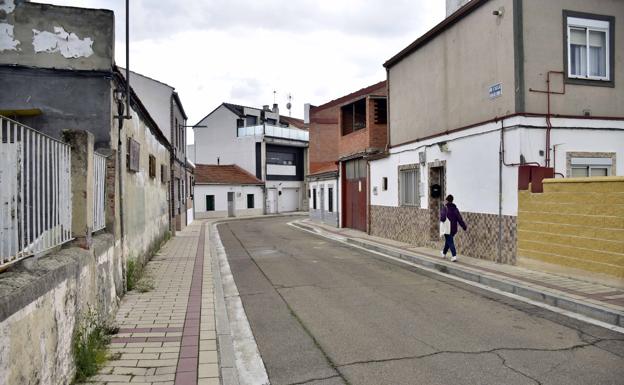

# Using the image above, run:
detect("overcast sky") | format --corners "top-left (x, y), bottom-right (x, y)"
top-left (45, 0), bottom-right (445, 142)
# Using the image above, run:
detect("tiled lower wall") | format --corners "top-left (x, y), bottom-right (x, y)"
top-left (370, 205), bottom-right (517, 264)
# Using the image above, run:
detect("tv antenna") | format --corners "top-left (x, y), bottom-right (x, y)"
top-left (286, 93), bottom-right (292, 116)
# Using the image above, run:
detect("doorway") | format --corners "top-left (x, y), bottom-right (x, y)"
top-left (227, 192), bottom-right (235, 217)
top-left (429, 164), bottom-right (445, 240)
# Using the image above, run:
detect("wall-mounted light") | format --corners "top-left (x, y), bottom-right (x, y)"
top-left (438, 141), bottom-right (450, 153)
top-left (113, 89), bottom-right (125, 102)
top-left (492, 7), bottom-right (504, 16)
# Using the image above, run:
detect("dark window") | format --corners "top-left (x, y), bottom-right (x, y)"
top-left (161, 164), bottom-right (168, 183)
top-left (308, 189), bottom-right (311, 198)
top-left (341, 98), bottom-right (367, 135)
top-left (206, 195), bottom-right (215, 211)
top-left (382, 177), bottom-right (388, 191)
top-left (127, 138), bottom-right (140, 172)
top-left (328, 187), bottom-right (333, 213)
top-left (345, 158), bottom-right (367, 180)
top-left (312, 188), bottom-right (317, 209)
top-left (373, 98), bottom-right (387, 124)
top-left (266, 118), bottom-right (277, 125)
top-left (267, 151), bottom-right (295, 165)
top-left (246, 115), bottom-right (258, 126)
top-left (247, 194), bottom-right (255, 209)
top-left (149, 154), bottom-right (156, 178)
top-left (237, 119), bottom-right (244, 128)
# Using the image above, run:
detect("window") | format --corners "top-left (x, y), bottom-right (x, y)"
top-left (565, 13), bottom-right (614, 83)
top-left (341, 98), bottom-right (367, 135)
top-left (265, 118), bottom-right (277, 125)
top-left (312, 188), bottom-right (317, 209)
top-left (571, 157), bottom-right (612, 177)
top-left (127, 138), bottom-right (140, 172)
top-left (247, 194), bottom-right (255, 209)
top-left (267, 151), bottom-right (295, 165)
top-left (161, 164), bottom-right (169, 183)
top-left (373, 98), bottom-right (387, 124)
top-left (328, 187), bottom-right (333, 213)
top-left (345, 158), bottom-right (367, 180)
top-left (382, 177), bottom-right (388, 191)
top-left (149, 154), bottom-right (156, 178)
top-left (399, 168), bottom-right (419, 206)
top-left (206, 195), bottom-right (215, 211)
top-left (246, 115), bottom-right (258, 126)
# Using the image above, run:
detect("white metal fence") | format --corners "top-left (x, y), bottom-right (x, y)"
top-left (0, 116), bottom-right (72, 269)
top-left (92, 152), bottom-right (106, 232)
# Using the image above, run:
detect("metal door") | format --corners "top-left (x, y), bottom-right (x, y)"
top-left (342, 159), bottom-right (367, 232)
top-left (227, 192), bottom-right (235, 217)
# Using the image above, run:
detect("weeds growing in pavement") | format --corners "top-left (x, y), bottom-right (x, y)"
top-left (72, 308), bottom-right (115, 383)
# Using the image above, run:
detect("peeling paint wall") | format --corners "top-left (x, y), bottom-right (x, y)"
top-left (0, 235), bottom-right (122, 385)
top-left (121, 104), bottom-right (170, 265)
top-left (0, 1), bottom-right (113, 70)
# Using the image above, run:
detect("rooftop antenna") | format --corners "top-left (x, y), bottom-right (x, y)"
top-left (286, 93), bottom-right (292, 117)
top-left (273, 90), bottom-right (277, 104)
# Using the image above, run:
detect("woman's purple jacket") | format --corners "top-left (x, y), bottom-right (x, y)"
top-left (440, 203), bottom-right (467, 236)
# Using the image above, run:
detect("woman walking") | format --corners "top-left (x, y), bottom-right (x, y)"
top-left (440, 194), bottom-right (467, 262)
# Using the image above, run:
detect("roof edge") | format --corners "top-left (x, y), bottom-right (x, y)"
top-left (384, 0), bottom-right (490, 69)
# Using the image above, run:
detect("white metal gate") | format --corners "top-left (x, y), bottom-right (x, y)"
top-left (0, 116), bottom-right (72, 269)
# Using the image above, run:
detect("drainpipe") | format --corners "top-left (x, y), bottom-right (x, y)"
top-left (529, 71), bottom-right (565, 167)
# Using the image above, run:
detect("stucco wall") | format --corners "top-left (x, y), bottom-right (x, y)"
top-left (522, 0), bottom-right (624, 116)
top-left (194, 184), bottom-right (263, 217)
top-left (0, 235), bottom-right (122, 385)
top-left (194, 106), bottom-right (258, 176)
top-left (0, 1), bottom-right (113, 71)
top-left (388, 0), bottom-right (515, 146)
top-left (0, 67), bottom-right (112, 145)
top-left (517, 177), bottom-right (624, 279)
top-left (121, 106), bottom-right (170, 264)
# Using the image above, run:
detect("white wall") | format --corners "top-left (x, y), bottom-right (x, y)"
top-left (194, 184), bottom-right (263, 217)
top-left (194, 106), bottom-right (259, 175)
top-left (370, 116), bottom-right (624, 216)
top-left (309, 179), bottom-right (339, 214)
top-left (265, 180), bottom-right (304, 213)
top-left (125, 70), bottom-right (174, 143)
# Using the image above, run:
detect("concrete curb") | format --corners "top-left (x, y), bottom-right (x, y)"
top-left (209, 221), bottom-right (269, 385)
top-left (290, 220), bottom-right (624, 331)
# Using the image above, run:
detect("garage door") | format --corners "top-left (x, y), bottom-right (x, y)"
top-left (278, 188), bottom-right (299, 212)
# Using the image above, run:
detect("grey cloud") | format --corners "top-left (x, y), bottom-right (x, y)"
top-left (230, 78), bottom-right (264, 100)
top-left (118, 0), bottom-right (438, 41)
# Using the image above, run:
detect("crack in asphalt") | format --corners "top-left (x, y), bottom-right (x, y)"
top-left (335, 338), bottom-right (619, 368)
top-left (285, 374), bottom-right (342, 385)
top-left (493, 351), bottom-right (542, 385)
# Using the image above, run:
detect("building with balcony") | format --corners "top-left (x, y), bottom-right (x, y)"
top-left (193, 102), bottom-right (308, 217)
top-left (307, 81), bottom-right (388, 230)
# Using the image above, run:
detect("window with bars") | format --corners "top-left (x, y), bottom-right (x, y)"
top-left (399, 168), bottom-right (419, 206)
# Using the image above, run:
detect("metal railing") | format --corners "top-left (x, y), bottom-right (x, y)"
top-left (93, 152), bottom-right (106, 232)
top-left (0, 116), bottom-right (72, 269)
top-left (237, 124), bottom-right (309, 142)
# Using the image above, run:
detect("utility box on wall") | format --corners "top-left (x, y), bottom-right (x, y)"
top-left (518, 165), bottom-right (554, 193)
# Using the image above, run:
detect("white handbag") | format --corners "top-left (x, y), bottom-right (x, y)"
top-left (440, 219), bottom-right (451, 237)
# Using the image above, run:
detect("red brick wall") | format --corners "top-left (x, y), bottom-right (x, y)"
top-left (309, 105), bottom-right (340, 174)
top-left (367, 97), bottom-right (388, 150)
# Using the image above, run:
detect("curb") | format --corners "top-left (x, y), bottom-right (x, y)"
top-left (208, 221), bottom-right (270, 385)
top-left (290, 221), bottom-right (624, 330)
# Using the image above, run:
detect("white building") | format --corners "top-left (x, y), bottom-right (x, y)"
top-left (369, 0), bottom-right (624, 264)
top-left (194, 103), bottom-right (309, 214)
top-left (194, 164), bottom-right (264, 218)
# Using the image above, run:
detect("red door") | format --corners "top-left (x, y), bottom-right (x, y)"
top-left (342, 159), bottom-right (367, 232)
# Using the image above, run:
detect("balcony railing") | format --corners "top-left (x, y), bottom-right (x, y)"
top-left (237, 124), bottom-right (308, 142)
top-left (0, 116), bottom-right (72, 270)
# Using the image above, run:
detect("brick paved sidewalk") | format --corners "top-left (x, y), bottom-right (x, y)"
top-left (298, 219), bottom-right (624, 323)
top-left (79, 221), bottom-right (219, 385)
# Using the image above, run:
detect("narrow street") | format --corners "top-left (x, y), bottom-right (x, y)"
top-left (218, 217), bottom-right (624, 385)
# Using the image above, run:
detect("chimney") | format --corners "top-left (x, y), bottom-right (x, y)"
top-left (304, 103), bottom-right (311, 124)
top-left (263, 105), bottom-right (270, 111)
top-left (272, 103), bottom-right (279, 114)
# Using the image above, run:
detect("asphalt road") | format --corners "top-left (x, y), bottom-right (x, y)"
top-left (218, 217), bottom-right (624, 385)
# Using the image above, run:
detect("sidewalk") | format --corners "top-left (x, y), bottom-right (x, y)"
top-left (79, 221), bottom-right (219, 385)
top-left (292, 218), bottom-right (624, 330)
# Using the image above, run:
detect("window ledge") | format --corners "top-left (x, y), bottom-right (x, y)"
top-left (565, 77), bottom-right (614, 88)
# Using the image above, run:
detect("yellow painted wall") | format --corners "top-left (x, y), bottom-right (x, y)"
top-left (517, 177), bottom-right (624, 279)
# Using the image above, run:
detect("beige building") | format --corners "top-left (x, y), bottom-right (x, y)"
top-left (370, 0), bottom-right (623, 265)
